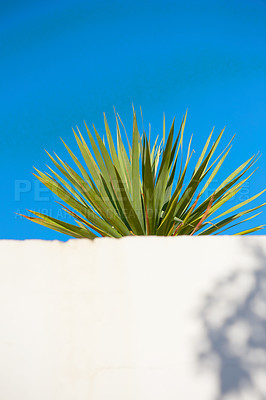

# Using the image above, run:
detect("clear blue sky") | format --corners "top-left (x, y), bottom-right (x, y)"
top-left (1, 0), bottom-right (265, 240)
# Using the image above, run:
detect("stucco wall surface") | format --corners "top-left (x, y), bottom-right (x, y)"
top-left (0, 236), bottom-right (266, 400)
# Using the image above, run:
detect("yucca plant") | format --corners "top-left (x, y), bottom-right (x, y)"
top-left (23, 109), bottom-right (265, 238)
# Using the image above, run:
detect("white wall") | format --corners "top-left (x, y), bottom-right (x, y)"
top-left (0, 236), bottom-right (266, 400)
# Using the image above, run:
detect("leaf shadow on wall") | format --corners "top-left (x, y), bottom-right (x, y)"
top-left (198, 241), bottom-right (266, 400)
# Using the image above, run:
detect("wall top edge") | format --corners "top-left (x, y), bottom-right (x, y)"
top-left (0, 235), bottom-right (266, 244)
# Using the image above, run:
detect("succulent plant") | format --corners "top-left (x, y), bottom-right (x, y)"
top-left (23, 109), bottom-right (265, 238)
